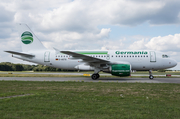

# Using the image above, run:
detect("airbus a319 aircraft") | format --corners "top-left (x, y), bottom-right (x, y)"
top-left (5, 24), bottom-right (177, 80)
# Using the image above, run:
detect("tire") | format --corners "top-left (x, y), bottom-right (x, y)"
top-left (97, 74), bottom-right (100, 79)
top-left (91, 74), bottom-right (100, 80)
top-left (149, 75), bottom-right (154, 80)
top-left (91, 74), bottom-right (97, 80)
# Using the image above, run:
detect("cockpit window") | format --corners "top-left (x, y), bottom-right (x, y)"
top-left (162, 54), bottom-right (169, 58)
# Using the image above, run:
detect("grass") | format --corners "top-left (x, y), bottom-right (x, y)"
top-left (0, 81), bottom-right (180, 119)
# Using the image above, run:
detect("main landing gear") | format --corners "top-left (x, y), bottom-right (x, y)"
top-left (149, 70), bottom-right (154, 80)
top-left (91, 73), bottom-right (100, 80)
top-left (91, 68), bottom-right (100, 80)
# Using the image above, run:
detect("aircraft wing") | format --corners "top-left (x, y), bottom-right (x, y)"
top-left (60, 51), bottom-right (110, 64)
top-left (5, 51), bottom-right (35, 57)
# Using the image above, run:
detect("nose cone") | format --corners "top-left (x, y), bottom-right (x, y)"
top-left (170, 59), bottom-right (177, 67)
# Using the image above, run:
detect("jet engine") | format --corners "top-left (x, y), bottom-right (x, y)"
top-left (103, 64), bottom-right (131, 76)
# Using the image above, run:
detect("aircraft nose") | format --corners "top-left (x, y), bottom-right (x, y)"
top-left (170, 59), bottom-right (177, 67)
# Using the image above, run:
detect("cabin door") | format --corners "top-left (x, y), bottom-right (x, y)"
top-left (150, 51), bottom-right (156, 62)
top-left (44, 51), bottom-right (50, 62)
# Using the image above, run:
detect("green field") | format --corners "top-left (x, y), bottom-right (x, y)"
top-left (1, 81), bottom-right (180, 119)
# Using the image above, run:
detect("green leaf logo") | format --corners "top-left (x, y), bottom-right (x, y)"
top-left (21, 31), bottom-right (33, 44)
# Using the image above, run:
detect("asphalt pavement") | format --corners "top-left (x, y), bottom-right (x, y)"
top-left (0, 77), bottom-right (180, 83)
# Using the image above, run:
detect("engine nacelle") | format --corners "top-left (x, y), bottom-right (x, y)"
top-left (103, 64), bottom-right (131, 76)
top-left (75, 64), bottom-right (94, 70)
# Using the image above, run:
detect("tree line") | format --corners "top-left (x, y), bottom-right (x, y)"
top-left (0, 62), bottom-right (76, 72)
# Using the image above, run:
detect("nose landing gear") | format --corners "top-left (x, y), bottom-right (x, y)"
top-left (149, 75), bottom-right (154, 79)
top-left (149, 70), bottom-right (154, 80)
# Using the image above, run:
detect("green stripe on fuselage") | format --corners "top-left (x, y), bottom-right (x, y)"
top-left (76, 51), bottom-right (108, 55)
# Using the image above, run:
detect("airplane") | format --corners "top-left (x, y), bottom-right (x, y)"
top-left (5, 23), bottom-right (177, 80)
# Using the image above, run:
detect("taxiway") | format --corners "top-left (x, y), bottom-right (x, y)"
top-left (0, 77), bottom-right (180, 83)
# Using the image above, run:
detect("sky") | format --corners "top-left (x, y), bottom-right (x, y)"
top-left (0, 0), bottom-right (180, 70)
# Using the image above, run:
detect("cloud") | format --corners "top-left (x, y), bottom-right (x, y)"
top-left (0, 0), bottom-right (180, 69)
top-left (149, 1), bottom-right (180, 24)
top-left (145, 34), bottom-right (180, 51)
top-left (99, 39), bottom-right (125, 50)
top-left (0, 4), bottom-right (15, 38)
top-left (0, 5), bottom-right (14, 22)
top-left (127, 33), bottom-right (180, 52)
top-left (0, 0), bottom-right (179, 40)
top-left (6, 0), bottom-right (179, 33)
top-left (128, 39), bottom-right (147, 50)
top-left (97, 28), bottom-right (111, 38)
top-left (41, 28), bottom-right (111, 50)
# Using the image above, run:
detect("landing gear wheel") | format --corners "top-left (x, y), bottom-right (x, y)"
top-left (149, 75), bottom-right (154, 80)
top-left (97, 74), bottom-right (100, 79)
top-left (149, 70), bottom-right (154, 80)
top-left (91, 73), bottom-right (100, 80)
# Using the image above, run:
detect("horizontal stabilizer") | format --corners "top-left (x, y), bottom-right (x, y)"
top-left (5, 51), bottom-right (35, 57)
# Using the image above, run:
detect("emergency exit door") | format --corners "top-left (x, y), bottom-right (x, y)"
top-left (150, 51), bottom-right (156, 62)
top-left (44, 51), bottom-right (50, 62)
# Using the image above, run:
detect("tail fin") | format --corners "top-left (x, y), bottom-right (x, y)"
top-left (16, 23), bottom-right (46, 52)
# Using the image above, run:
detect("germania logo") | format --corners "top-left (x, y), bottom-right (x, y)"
top-left (21, 31), bottom-right (33, 44)
top-left (115, 51), bottom-right (148, 55)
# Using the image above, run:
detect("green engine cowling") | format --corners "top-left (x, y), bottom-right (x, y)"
top-left (111, 64), bottom-right (131, 76)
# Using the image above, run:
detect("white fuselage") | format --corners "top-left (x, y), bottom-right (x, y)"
top-left (13, 50), bottom-right (177, 71)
